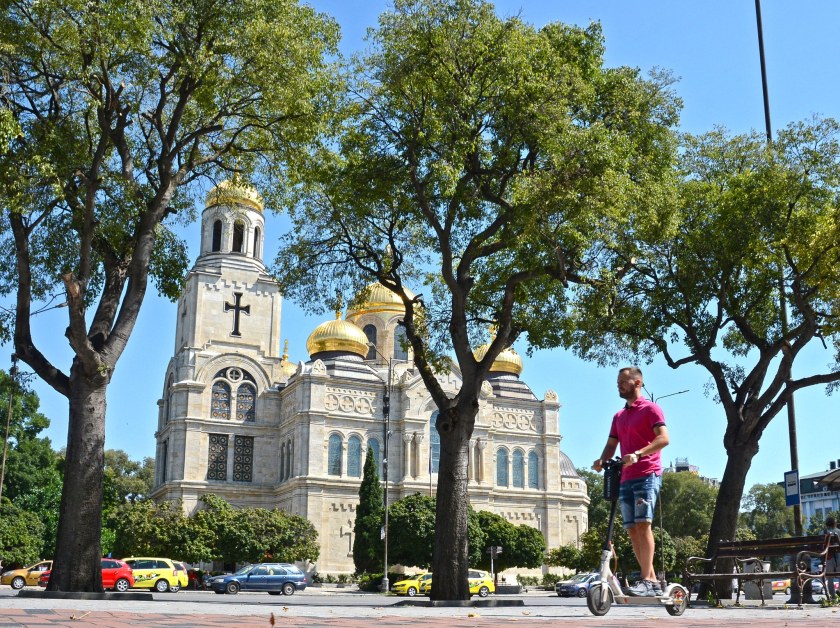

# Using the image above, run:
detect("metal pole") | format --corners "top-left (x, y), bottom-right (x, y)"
top-left (381, 357), bottom-right (392, 594)
top-left (0, 354), bottom-right (18, 506)
top-left (755, 0), bottom-right (773, 144)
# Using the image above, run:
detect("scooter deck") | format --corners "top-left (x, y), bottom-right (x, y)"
top-left (612, 594), bottom-right (677, 606)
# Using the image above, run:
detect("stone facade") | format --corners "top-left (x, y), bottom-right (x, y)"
top-left (151, 183), bottom-right (589, 575)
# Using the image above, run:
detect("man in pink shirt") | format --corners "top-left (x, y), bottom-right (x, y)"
top-left (593, 367), bottom-right (670, 597)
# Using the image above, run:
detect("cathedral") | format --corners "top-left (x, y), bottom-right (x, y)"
top-left (151, 180), bottom-right (590, 575)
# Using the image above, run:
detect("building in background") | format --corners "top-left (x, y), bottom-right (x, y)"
top-left (151, 181), bottom-right (589, 574)
top-left (663, 457), bottom-right (720, 487)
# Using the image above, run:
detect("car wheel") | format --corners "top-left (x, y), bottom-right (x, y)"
top-left (282, 582), bottom-right (296, 596)
top-left (556, 592), bottom-right (562, 597)
top-left (154, 579), bottom-right (170, 593)
top-left (10, 576), bottom-right (26, 590)
top-left (577, 587), bottom-right (588, 598)
top-left (114, 578), bottom-right (130, 593)
top-left (226, 582), bottom-right (240, 595)
top-left (407, 586), bottom-right (417, 597)
top-left (169, 584), bottom-right (181, 593)
top-left (785, 587), bottom-right (790, 595)
top-left (478, 586), bottom-right (490, 598)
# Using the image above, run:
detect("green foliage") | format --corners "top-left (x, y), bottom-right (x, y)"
top-left (0, 498), bottom-right (45, 567)
top-left (110, 499), bottom-right (192, 559)
top-left (11, 472), bottom-right (62, 558)
top-left (578, 468), bottom-right (610, 530)
top-left (545, 544), bottom-right (585, 572)
top-left (806, 511), bottom-right (840, 535)
top-left (659, 472), bottom-right (718, 538)
top-left (740, 483), bottom-right (795, 540)
top-left (473, 510), bottom-right (545, 570)
top-left (353, 449), bottom-right (384, 575)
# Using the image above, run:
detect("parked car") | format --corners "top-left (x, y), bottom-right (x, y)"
top-left (121, 557), bottom-right (182, 592)
top-left (392, 572), bottom-right (428, 597)
top-left (1, 561), bottom-right (52, 590)
top-left (207, 563), bottom-right (307, 595)
top-left (37, 558), bottom-right (135, 592)
top-left (171, 561), bottom-right (190, 592)
top-left (467, 569), bottom-right (495, 597)
top-left (417, 574), bottom-right (434, 595)
top-left (771, 579), bottom-right (790, 595)
top-left (555, 572), bottom-right (599, 598)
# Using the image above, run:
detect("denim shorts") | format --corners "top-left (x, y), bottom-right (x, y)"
top-left (619, 473), bottom-right (661, 529)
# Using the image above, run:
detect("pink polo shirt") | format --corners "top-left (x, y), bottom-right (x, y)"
top-left (609, 396), bottom-right (666, 483)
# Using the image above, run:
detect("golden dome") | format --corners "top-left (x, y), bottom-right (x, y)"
top-left (473, 343), bottom-right (524, 376)
top-left (306, 314), bottom-right (369, 358)
top-left (205, 179), bottom-right (264, 212)
top-left (346, 282), bottom-right (415, 319)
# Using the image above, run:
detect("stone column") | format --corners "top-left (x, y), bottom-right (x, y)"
top-left (402, 433), bottom-right (413, 481)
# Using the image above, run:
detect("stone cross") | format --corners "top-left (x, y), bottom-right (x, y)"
top-left (224, 292), bottom-right (250, 337)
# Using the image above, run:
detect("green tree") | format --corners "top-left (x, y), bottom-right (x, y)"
top-left (659, 472), bottom-right (718, 539)
top-left (246, 507), bottom-right (320, 564)
top-left (387, 493), bottom-right (485, 570)
top-left (545, 544), bottom-right (585, 573)
top-left (474, 510), bottom-right (545, 571)
top-left (274, 0), bottom-right (678, 599)
top-left (13, 472), bottom-right (63, 559)
top-left (578, 468), bottom-right (610, 531)
top-left (0, 0), bottom-right (339, 591)
top-left (740, 483), bottom-right (795, 540)
top-left (110, 498), bottom-right (191, 559)
top-left (568, 121), bottom-right (840, 560)
top-left (353, 448), bottom-right (384, 575)
top-left (0, 498), bottom-right (45, 567)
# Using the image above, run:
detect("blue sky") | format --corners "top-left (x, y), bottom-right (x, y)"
top-left (8, 1), bottom-right (840, 493)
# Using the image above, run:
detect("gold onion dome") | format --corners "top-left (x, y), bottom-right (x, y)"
top-left (346, 282), bottom-right (415, 318)
top-left (306, 313), bottom-right (369, 358)
top-left (279, 340), bottom-right (297, 377)
top-left (205, 178), bottom-right (264, 213)
top-left (473, 343), bottom-right (524, 376)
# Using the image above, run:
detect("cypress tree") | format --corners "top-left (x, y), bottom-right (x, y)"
top-left (352, 448), bottom-right (384, 575)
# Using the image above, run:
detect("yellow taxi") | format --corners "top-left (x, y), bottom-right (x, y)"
top-left (1, 561), bottom-right (52, 589)
top-left (771, 579), bottom-right (790, 595)
top-left (121, 557), bottom-right (182, 592)
top-left (392, 572), bottom-right (429, 597)
top-left (419, 569), bottom-right (495, 597)
top-left (468, 569), bottom-right (495, 597)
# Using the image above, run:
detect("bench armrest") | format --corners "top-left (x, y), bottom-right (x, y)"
top-left (686, 556), bottom-right (713, 577)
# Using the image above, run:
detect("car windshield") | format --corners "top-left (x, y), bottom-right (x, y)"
top-left (571, 573), bottom-right (592, 583)
top-left (234, 565), bottom-right (254, 576)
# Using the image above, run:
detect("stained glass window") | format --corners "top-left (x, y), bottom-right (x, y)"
top-left (512, 449), bottom-right (525, 488)
top-left (528, 451), bottom-right (539, 489)
top-left (237, 383), bottom-right (255, 422)
top-left (496, 448), bottom-right (509, 487)
top-left (430, 412), bottom-right (440, 474)
top-left (233, 435), bottom-right (253, 482)
top-left (328, 434), bottom-right (342, 476)
top-left (348, 435), bottom-right (362, 477)
top-left (207, 434), bottom-right (228, 481)
top-left (211, 381), bottom-right (231, 419)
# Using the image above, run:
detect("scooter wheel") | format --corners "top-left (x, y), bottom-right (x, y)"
top-left (665, 584), bottom-right (688, 616)
top-left (587, 583), bottom-right (613, 616)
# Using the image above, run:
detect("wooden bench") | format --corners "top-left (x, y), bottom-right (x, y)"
top-left (684, 534), bottom-right (840, 605)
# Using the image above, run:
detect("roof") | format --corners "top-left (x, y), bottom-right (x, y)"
top-left (559, 451), bottom-right (580, 478)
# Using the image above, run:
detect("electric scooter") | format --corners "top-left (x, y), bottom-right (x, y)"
top-left (586, 457), bottom-right (688, 617)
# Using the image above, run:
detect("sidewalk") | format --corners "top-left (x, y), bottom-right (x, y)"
top-left (2, 589), bottom-right (838, 627)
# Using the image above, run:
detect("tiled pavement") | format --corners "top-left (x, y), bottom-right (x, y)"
top-left (2, 590), bottom-right (839, 627)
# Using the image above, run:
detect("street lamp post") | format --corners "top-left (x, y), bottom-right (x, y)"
top-left (368, 344), bottom-right (393, 594)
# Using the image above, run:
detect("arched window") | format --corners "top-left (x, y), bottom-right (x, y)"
top-left (363, 324), bottom-right (377, 360)
top-left (212, 220), bottom-right (222, 252)
top-left (348, 435), bottom-right (362, 477)
top-left (237, 383), bottom-right (255, 422)
top-left (528, 451), bottom-right (539, 489)
top-left (430, 412), bottom-right (440, 474)
top-left (286, 439), bottom-right (293, 479)
top-left (164, 373), bottom-right (174, 425)
top-left (393, 326), bottom-right (408, 360)
top-left (512, 449), bottom-right (525, 488)
top-left (328, 434), bottom-right (342, 476)
top-left (253, 226), bottom-right (261, 258)
top-left (496, 448), bottom-right (509, 487)
top-left (232, 221), bottom-right (245, 253)
top-left (368, 439), bottom-right (381, 474)
top-left (211, 381), bottom-right (231, 419)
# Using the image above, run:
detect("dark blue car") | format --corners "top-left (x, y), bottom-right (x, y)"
top-left (208, 563), bottom-right (307, 595)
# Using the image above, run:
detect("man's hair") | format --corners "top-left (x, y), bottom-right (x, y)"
top-left (619, 366), bottom-right (643, 381)
top-left (828, 516), bottom-right (837, 527)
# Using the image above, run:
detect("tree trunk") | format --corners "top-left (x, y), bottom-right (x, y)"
top-left (430, 406), bottom-right (473, 601)
top-left (47, 367), bottom-right (106, 592)
top-left (701, 433), bottom-right (758, 596)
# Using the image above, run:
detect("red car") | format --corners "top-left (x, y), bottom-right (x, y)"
top-left (38, 558), bottom-right (135, 592)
